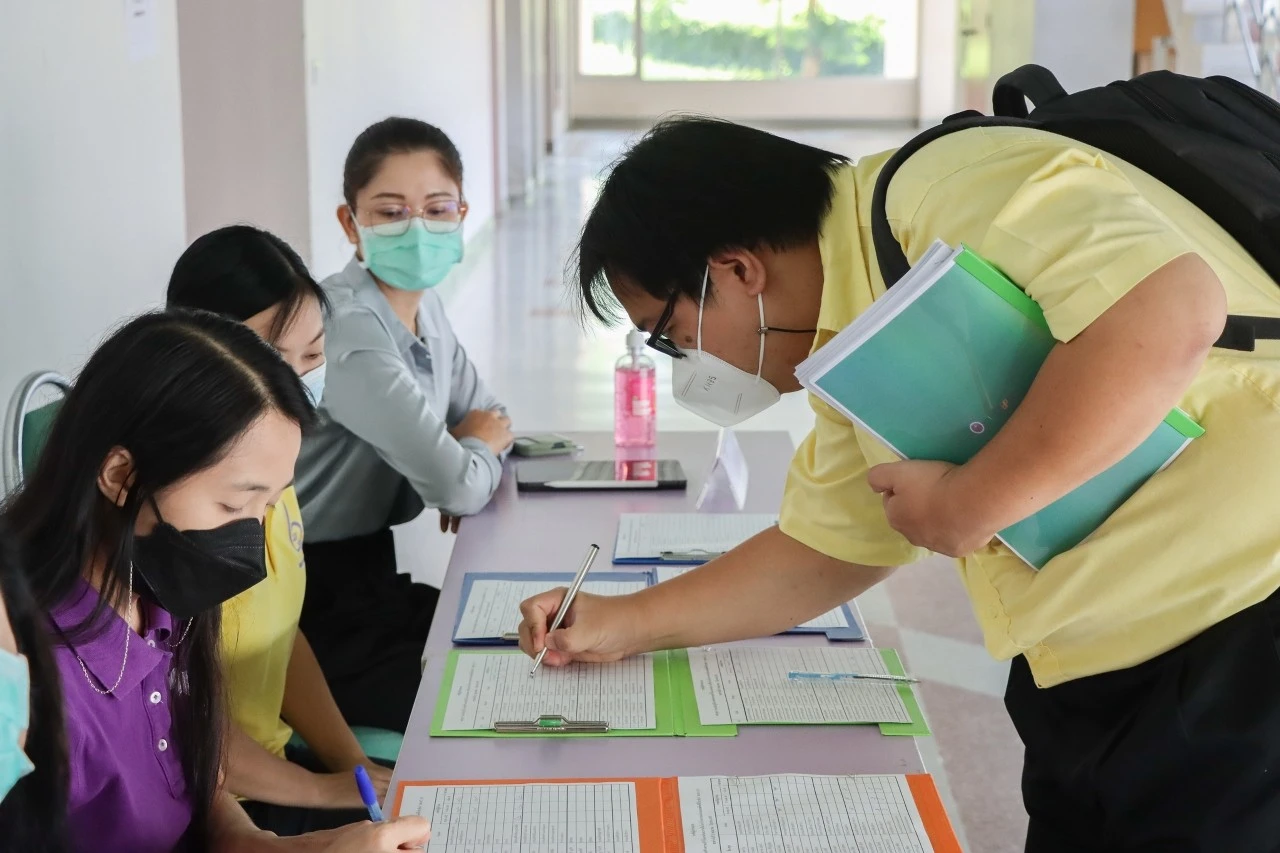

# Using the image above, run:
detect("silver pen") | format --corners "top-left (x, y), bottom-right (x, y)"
top-left (787, 670), bottom-right (920, 684)
top-left (530, 543), bottom-right (600, 676)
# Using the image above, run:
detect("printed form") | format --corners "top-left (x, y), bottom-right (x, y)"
top-left (398, 782), bottom-right (642, 853)
top-left (654, 566), bottom-right (852, 630)
top-left (614, 514), bottom-right (778, 561)
top-left (679, 774), bottom-right (934, 853)
top-left (456, 579), bottom-right (648, 640)
top-left (442, 653), bottom-right (657, 731)
top-left (688, 647), bottom-right (911, 725)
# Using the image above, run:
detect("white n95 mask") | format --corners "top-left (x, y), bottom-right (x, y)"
top-left (671, 268), bottom-right (780, 428)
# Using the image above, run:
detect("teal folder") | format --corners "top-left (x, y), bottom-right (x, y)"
top-left (796, 241), bottom-right (1203, 569)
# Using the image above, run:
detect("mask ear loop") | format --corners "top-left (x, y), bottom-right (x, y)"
top-left (696, 266), bottom-right (709, 353)
top-left (754, 294), bottom-right (767, 381)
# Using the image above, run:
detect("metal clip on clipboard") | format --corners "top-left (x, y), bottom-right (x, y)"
top-left (657, 547), bottom-right (726, 562)
top-left (492, 714), bottom-right (610, 734)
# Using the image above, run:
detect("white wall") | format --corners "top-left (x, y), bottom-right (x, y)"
top-left (917, 0), bottom-right (960, 123)
top-left (303, 0), bottom-right (499, 280)
top-left (0, 0), bottom-right (187, 401)
top-left (177, 0), bottom-right (311, 257)
top-left (1031, 0), bottom-right (1136, 93)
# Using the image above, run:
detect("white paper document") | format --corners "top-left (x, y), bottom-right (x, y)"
top-left (688, 647), bottom-right (910, 725)
top-left (679, 774), bottom-right (934, 853)
top-left (654, 566), bottom-right (852, 630)
top-left (396, 781), bottom-right (642, 853)
top-left (456, 579), bottom-right (648, 640)
top-left (614, 513), bottom-right (778, 561)
top-left (442, 653), bottom-right (657, 731)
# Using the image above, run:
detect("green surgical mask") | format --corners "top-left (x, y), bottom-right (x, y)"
top-left (0, 648), bottom-right (33, 802)
top-left (357, 219), bottom-right (463, 292)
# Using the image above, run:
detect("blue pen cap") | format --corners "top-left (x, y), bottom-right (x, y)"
top-left (354, 765), bottom-right (379, 806)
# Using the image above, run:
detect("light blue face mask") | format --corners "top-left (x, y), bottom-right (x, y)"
top-left (300, 362), bottom-right (326, 408)
top-left (0, 648), bottom-right (34, 802)
top-left (357, 218), bottom-right (463, 292)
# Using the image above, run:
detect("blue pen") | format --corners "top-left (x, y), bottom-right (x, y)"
top-left (353, 765), bottom-right (385, 822)
top-left (788, 670), bottom-right (920, 684)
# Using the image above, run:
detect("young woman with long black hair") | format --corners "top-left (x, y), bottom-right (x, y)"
top-left (1, 311), bottom-right (428, 852)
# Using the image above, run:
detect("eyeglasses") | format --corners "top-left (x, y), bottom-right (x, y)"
top-left (357, 199), bottom-right (468, 236)
top-left (645, 291), bottom-right (685, 359)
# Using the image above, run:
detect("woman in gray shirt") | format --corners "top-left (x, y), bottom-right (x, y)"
top-left (296, 118), bottom-right (514, 732)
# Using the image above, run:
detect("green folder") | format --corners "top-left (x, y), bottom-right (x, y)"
top-left (432, 649), bottom-right (927, 738)
top-left (668, 648), bottom-right (930, 737)
top-left (797, 241), bottom-right (1203, 569)
top-left (430, 649), bottom-right (735, 738)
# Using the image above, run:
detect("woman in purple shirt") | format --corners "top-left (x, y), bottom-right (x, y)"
top-left (0, 311), bottom-right (429, 852)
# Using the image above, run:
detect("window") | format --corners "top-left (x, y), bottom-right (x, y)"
top-left (578, 0), bottom-right (638, 76)
top-left (577, 0), bottom-right (916, 81)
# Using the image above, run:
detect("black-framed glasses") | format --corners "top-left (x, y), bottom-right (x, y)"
top-left (644, 291), bottom-right (685, 358)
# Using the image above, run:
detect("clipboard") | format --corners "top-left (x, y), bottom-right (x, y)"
top-left (431, 649), bottom-right (737, 739)
top-left (612, 513), bottom-right (780, 565)
top-left (452, 570), bottom-right (655, 645)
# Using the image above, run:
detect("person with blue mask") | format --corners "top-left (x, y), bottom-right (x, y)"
top-left (167, 226), bottom-right (398, 837)
top-left (295, 117), bottom-right (514, 733)
top-left (0, 521), bottom-right (70, 852)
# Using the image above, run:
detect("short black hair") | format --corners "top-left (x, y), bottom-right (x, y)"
top-left (573, 116), bottom-right (849, 325)
top-left (166, 225), bottom-right (330, 345)
top-left (343, 117), bottom-right (464, 208)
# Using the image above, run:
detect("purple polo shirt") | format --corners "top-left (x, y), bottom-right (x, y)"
top-left (50, 578), bottom-right (193, 853)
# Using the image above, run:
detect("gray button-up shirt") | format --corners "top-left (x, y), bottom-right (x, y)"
top-left (296, 258), bottom-right (506, 543)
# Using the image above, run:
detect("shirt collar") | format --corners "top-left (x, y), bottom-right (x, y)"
top-left (343, 256), bottom-right (440, 356)
top-left (50, 576), bottom-right (176, 695)
top-left (814, 161), bottom-right (884, 341)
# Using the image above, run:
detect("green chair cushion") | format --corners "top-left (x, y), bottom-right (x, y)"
top-left (286, 726), bottom-right (403, 765)
top-left (20, 400), bottom-right (63, 476)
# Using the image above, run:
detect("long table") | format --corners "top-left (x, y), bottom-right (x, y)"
top-left (390, 430), bottom-right (925, 793)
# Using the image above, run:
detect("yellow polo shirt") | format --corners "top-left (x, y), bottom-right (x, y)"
top-left (779, 126), bottom-right (1280, 687)
top-left (221, 486), bottom-right (307, 757)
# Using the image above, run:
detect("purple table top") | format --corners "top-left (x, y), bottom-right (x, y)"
top-left (390, 430), bottom-right (924, 791)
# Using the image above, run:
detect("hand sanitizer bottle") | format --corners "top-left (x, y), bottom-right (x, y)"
top-left (614, 329), bottom-right (656, 447)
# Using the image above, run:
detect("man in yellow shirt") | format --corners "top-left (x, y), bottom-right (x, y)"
top-left (520, 118), bottom-right (1280, 851)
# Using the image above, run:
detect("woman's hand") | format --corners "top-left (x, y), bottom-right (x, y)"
top-left (450, 409), bottom-right (514, 456)
top-left (303, 817), bottom-right (431, 852)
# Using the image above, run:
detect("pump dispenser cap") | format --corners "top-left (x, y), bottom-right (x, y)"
top-left (626, 329), bottom-right (647, 352)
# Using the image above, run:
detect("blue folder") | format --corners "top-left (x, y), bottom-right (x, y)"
top-left (453, 570), bottom-right (865, 642)
top-left (451, 571), bottom-right (655, 645)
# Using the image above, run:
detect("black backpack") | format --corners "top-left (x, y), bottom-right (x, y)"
top-left (871, 64), bottom-right (1280, 351)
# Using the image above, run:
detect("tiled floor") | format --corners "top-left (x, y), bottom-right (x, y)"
top-left (394, 126), bottom-right (1027, 852)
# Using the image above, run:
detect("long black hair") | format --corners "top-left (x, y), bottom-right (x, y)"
top-left (1, 310), bottom-right (315, 851)
top-left (573, 116), bottom-right (849, 324)
top-left (0, 521), bottom-right (70, 852)
top-left (167, 225), bottom-right (330, 341)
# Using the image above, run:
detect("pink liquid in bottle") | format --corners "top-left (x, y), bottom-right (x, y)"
top-left (615, 329), bottom-right (657, 447)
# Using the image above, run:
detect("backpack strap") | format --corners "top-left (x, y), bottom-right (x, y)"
top-left (869, 112), bottom-right (1270, 351)
top-left (1213, 315), bottom-right (1280, 351)
top-left (992, 65), bottom-right (1069, 118)
top-left (870, 114), bottom-right (1026, 286)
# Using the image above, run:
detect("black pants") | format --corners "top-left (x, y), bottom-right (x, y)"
top-left (299, 529), bottom-right (438, 733)
top-left (240, 746), bottom-right (394, 836)
top-left (1006, 585), bottom-right (1280, 853)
